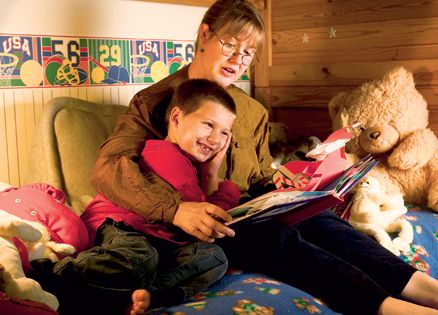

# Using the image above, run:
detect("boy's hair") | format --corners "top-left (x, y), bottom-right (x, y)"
top-left (196, 0), bottom-right (265, 52)
top-left (165, 79), bottom-right (236, 124)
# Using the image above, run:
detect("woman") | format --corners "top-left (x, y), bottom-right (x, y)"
top-left (89, 0), bottom-right (438, 314)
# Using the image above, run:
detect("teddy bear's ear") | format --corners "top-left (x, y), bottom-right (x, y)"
top-left (340, 108), bottom-right (350, 128)
top-left (328, 92), bottom-right (347, 121)
top-left (382, 66), bottom-right (415, 91)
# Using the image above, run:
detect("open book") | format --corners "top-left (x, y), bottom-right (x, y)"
top-left (226, 154), bottom-right (378, 226)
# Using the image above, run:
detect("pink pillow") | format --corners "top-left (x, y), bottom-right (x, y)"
top-left (0, 183), bottom-right (89, 256)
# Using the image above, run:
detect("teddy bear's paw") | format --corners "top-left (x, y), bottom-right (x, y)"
top-left (6, 278), bottom-right (59, 310)
top-left (47, 241), bottom-right (76, 256)
top-left (388, 154), bottom-right (420, 170)
top-left (399, 160), bottom-right (421, 170)
top-left (392, 237), bottom-right (411, 254)
top-left (10, 221), bottom-right (42, 242)
top-left (427, 197), bottom-right (438, 213)
top-left (380, 240), bottom-right (400, 256)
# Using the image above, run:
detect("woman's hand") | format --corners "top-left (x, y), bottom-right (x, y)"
top-left (173, 201), bottom-right (235, 242)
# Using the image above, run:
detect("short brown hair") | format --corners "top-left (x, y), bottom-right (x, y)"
top-left (165, 79), bottom-right (236, 124)
top-left (196, 0), bottom-right (265, 52)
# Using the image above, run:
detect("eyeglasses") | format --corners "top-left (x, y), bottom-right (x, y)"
top-left (212, 32), bottom-right (256, 66)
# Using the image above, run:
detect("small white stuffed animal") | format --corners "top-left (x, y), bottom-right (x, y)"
top-left (349, 176), bottom-right (413, 256)
top-left (0, 208), bottom-right (75, 310)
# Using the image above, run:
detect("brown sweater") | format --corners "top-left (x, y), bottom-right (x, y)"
top-left (90, 66), bottom-right (274, 223)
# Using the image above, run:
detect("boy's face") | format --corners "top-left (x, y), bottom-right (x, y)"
top-left (168, 100), bottom-right (235, 163)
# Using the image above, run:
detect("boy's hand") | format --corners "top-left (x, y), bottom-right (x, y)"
top-left (173, 201), bottom-right (235, 242)
top-left (200, 134), bottom-right (232, 177)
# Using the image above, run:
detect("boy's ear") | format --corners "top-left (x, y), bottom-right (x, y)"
top-left (169, 106), bottom-right (182, 127)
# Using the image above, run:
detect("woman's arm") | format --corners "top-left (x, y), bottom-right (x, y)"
top-left (90, 88), bottom-right (181, 223)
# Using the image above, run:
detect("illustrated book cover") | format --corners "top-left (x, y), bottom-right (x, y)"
top-left (226, 127), bottom-right (378, 226)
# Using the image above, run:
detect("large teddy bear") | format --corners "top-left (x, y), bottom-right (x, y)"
top-left (328, 66), bottom-right (438, 211)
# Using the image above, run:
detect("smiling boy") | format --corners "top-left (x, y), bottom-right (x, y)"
top-left (78, 79), bottom-right (240, 314)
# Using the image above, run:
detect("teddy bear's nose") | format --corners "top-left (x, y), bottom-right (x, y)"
top-left (369, 131), bottom-right (381, 139)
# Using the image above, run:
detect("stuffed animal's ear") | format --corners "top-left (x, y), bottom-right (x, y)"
top-left (328, 92), bottom-right (350, 130)
top-left (382, 66), bottom-right (415, 91)
top-left (340, 108), bottom-right (350, 128)
top-left (328, 92), bottom-right (348, 122)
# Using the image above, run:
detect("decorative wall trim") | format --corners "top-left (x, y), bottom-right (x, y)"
top-left (0, 33), bottom-right (249, 89)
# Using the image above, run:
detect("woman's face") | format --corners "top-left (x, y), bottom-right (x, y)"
top-left (190, 24), bottom-right (258, 88)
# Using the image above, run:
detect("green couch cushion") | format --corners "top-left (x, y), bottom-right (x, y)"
top-left (25, 97), bottom-right (127, 214)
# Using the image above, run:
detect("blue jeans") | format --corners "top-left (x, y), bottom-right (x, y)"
top-left (52, 218), bottom-right (228, 314)
top-left (217, 210), bottom-right (416, 315)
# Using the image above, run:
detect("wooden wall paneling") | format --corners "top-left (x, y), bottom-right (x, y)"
top-left (271, 107), bottom-right (332, 141)
top-left (269, 86), bottom-right (438, 138)
top-left (268, 60), bottom-right (438, 87)
top-left (273, 45), bottom-right (438, 66)
top-left (86, 87), bottom-right (104, 103)
top-left (3, 90), bottom-right (19, 186)
top-left (58, 88), bottom-right (71, 97)
top-left (135, 85), bottom-right (148, 95)
top-left (271, 17), bottom-right (438, 64)
top-left (103, 88), bottom-right (112, 104)
top-left (13, 91), bottom-right (30, 185)
top-left (68, 87), bottom-right (80, 99)
top-left (269, 85), bottom-right (438, 115)
top-left (42, 89), bottom-right (53, 109)
top-left (269, 85), bottom-right (355, 108)
top-left (118, 86), bottom-right (129, 106)
top-left (271, 95), bottom-right (438, 141)
top-left (110, 86), bottom-right (120, 104)
top-left (22, 90), bottom-right (36, 184)
top-left (254, 0), bottom-right (271, 90)
top-left (254, 0), bottom-right (438, 144)
top-left (0, 91), bottom-right (9, 184)
top-left (272, 0), bottom-right (438, 30)
top-left (33, 89), bottom-right (44, 126)
top-left (51, 88), bottom-right (62, 99)
top-left (78, 87), bottom-right (87, 100)
top-left (127, 86), bottom-right (141, 104)
top-left (254, 87), bottom-right (271, 109)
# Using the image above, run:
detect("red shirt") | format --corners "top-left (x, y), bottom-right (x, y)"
top-left (81, 140), bottom-right (240, 245)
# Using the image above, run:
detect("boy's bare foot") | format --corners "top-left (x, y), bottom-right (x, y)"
top-left (130, 289), bottom-right (151, 315)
